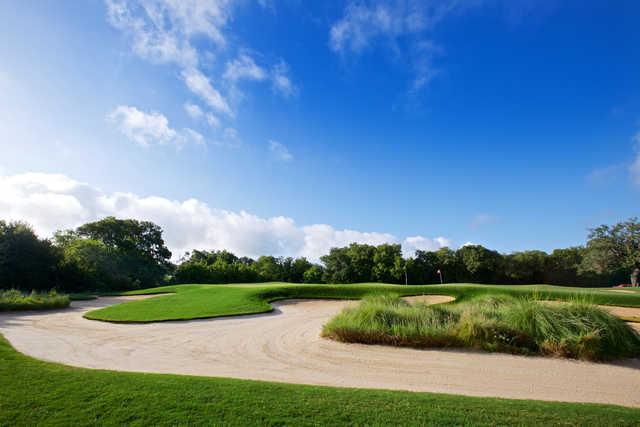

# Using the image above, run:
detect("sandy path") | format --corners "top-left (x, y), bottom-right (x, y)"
top-left (541, 300), bottom-right (640, 332)
top-left (1, 296), bottom-right (639, 407)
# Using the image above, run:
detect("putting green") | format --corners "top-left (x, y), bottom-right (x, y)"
top-left (85, 282), bottom-right (640, 323)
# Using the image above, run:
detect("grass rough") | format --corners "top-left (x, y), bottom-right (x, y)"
top-left (322, 294), bottom-right (640, 361)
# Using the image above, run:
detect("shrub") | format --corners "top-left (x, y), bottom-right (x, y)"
top-left (0, 289), bottom-right (70, 311)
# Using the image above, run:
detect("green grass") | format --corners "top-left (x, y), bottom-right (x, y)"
top-left (322, 294), bottom-right (640, 361)
top-left (0, 289), bottom-right (70, 311)
top-left (85, 282), bottom-right (640, 322)
top-left (1, 335), bottom-right (639, 426)
top-left (68, 292), bottom-right (99, 301)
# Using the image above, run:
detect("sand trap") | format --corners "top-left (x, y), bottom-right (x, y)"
top-left (403, 294), bottom-right (455, 304)
top-left (602, 305), bottom-right (640, 319)
top-left (1, 295), bottom-right (639, 408)
top-left (542, 299), bottom-right (640, 317)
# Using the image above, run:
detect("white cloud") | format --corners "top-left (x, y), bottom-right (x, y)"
top-left (184, 102), bottom-right (221, 129)
top-left (223, 53), bottom-right (267, 82)
top-left (108, 105), bottom-right (206, 147)
top-left (105, 0), bottom-right (231, 67)
top-left (257, 0), bottom-right (274, 10)
top-left (182, 68), bottom-right (233, 116)
top-left (410, 40), bottom-right (442, 91)
top-left (329, 1), bottom-right (459, 93)
top-left (300, 224), bottom-right (396, 261)
top-left (271, 60), bottom-right (297, 98)
top-left (108, 105), bottom-right (178, 147)
top-left (402, 235), bottom-right (451, 256)
top-left (184, 102), bottom-right (203, 119)
top-left (106, 0), bottom-right (297, 141)
top-left (269, 140), bottom-right (293, 162)
top-left (184, 128), bottom-right (205, 145)
top-left (0, 172), bottom-right (451, 262)
top-left (221, 55), bottom-right (297, 99)
top-left (329, 1), bottom-right (448, 54)
top-left (206, 113), bottom-right (221, 129)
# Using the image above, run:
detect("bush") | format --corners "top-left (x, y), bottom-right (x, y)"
top-left (322, 294), bottom-right (640, 361)
top-left (0, 289), bottom-right (70, 311)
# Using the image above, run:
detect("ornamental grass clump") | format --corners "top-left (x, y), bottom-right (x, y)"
top-left (322, 293), bottom-right (640, 361)
top-left (0, 289), bottom-right (70, 311)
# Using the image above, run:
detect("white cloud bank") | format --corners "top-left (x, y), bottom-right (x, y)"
top-left (0, 172), bottom-right (451, 261)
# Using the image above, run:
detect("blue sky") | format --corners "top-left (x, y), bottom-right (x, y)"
top-left (0, 0), bottom-right (639, 260)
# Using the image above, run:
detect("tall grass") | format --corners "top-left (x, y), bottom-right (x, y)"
top-left (0, 289), bottom-right (70, 311)
top-left (322, 294), bottom-right (640, 361)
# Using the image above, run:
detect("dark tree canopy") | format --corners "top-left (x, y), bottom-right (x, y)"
top-left (0, 216), bottom-right (637, 292)
top-left (580, 217), bottom-right (640, 274)
top-left (53, 217), bottom-right (173, 291)
top-left (76, 217), bottom-right (172, 267)
top-left (173, 251), bottom-right (321, 284)
top-left (0, 221), bottom-right (61, 291)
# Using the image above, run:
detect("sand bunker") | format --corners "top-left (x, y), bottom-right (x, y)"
top-left (542, 300), bottom-right (640, 331)
top-left (1, 295), bottom-right (639, 407)
top-left (403, 294), bottom-right (455, 304)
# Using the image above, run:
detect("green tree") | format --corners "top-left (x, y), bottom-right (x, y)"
top-left (289, 257), bottom-right (313, 283)
top-left (0, 221), bottom-right (61, 291)
top-left (345, 244), bottom-right (376, 282)
top-left (504, 250), bottom-right (548, 284)
top-left (456, 245), bottom-right (503, 283)
top-left (255, 256), bottom-right (284, 281)
top-left (303, 265), bottom-right (324, 283)
top-left (546, 247), bottom-right (587, 285)
top-left (173, 250), bottom-right (260, 284)
top-left (434, 247), bottom-right (458, 283)
top-left (372, 244), bottom-right (404, 283)
top-left (60, 239), bottom-right (131, 290)
top-left (77, 217), bottom-right (172, 266)
top-left (74, 217), bottom-right (172, 288)
top-left (407, 250), bottom-right (440, 284)
top-left (321, 247), bottom-right (355, 283)
top-left (580, 218), bottom-right (640, 282)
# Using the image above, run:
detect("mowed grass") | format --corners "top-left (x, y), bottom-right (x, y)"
top-left (1, 336), bottom-right (639, 426)
top-left (0, 289), bottom-right (70, 311)
top-left (85, 282), bottom-right (640, 322)
top-left (322, 294), bottom-right (640, 361)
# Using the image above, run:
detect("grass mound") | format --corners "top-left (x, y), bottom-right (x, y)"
top-left (322, 294), bottom-right (640, 361)
top-left (0, 289), bottom-right (70, 311)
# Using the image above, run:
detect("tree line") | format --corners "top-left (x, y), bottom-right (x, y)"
top-left (0, 216), bottom-right (638, 292)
